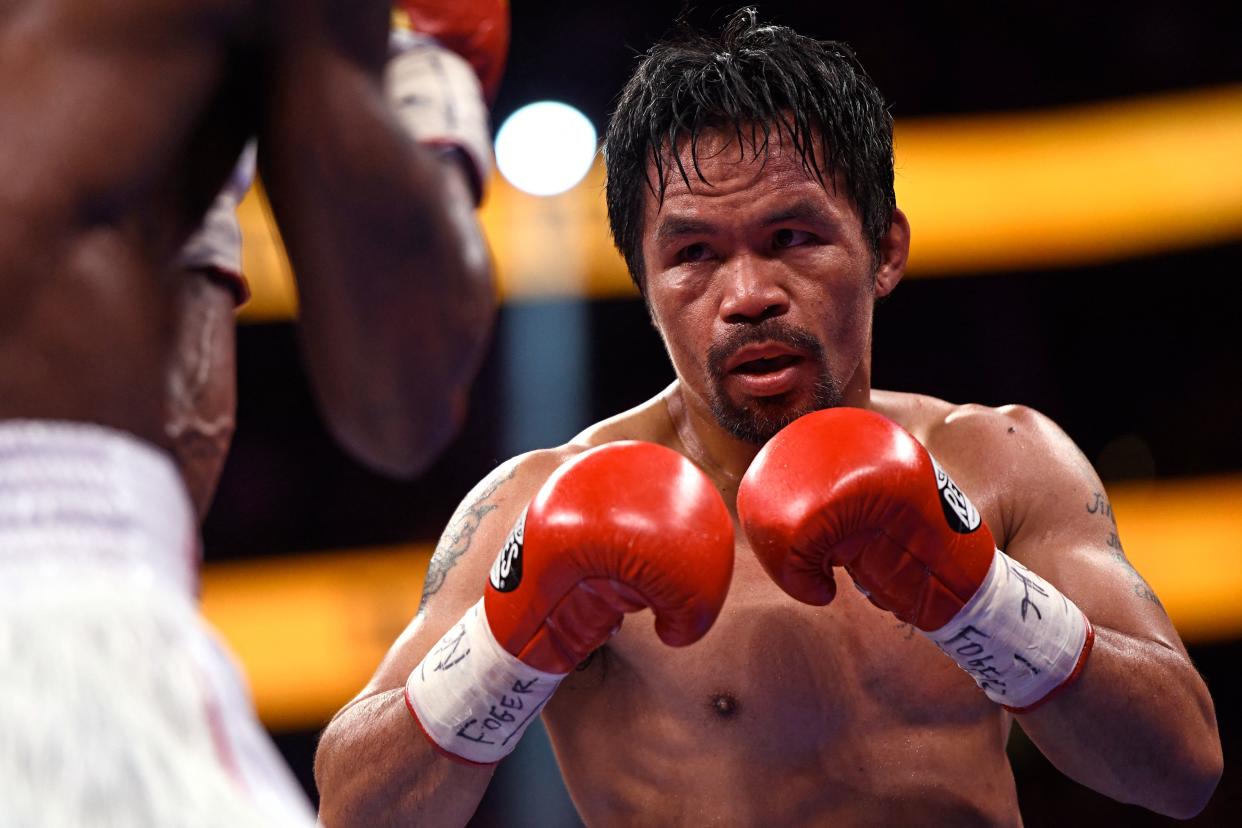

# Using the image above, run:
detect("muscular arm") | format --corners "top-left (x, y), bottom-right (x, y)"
top-left (256, 2), bottom-right (494, 478)
top-left (956, 407), bottom-right (1222, 818)
top-left (315, 450), bottom-right (569, 827)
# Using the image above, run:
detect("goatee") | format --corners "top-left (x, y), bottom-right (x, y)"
top-left (706, 320), bottom-right (842, 445)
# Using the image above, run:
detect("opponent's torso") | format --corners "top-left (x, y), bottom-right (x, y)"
top-left (543, 388), bottom-right (1023, 826)
top-left (0, 0), bottom-right (254, 444)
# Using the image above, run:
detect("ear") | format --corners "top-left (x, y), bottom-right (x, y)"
top-left (874, 207), bottom-right (910, 298)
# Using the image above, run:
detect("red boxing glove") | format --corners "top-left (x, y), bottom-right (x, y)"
top-left (486, 440), bottom-right (735, 672)
top-left (394, 0), bottom-right (509, 102)
top-left (738, 408), bottom-right (1092, 712)
top-left (738, 407), bottom-right (993, 631)
top-left (407, 441), bottom-right (734, 763)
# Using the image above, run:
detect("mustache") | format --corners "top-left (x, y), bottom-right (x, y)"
top-left (707, 319), bottom-right (825, 378)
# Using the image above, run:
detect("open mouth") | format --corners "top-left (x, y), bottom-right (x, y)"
top-left (731, 354), bottom-right (802, 375)
top-left (720, 346), bottom-right (808, 397)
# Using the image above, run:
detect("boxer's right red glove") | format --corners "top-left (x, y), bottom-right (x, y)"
top-left (406, 441), bottom-right (734, 764)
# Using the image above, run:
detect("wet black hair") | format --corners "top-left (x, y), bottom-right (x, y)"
top-left (604, 7), bottom-right (896, 291)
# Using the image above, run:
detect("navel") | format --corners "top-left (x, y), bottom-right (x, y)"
top-left (708, 692), bottom-right (741, 720)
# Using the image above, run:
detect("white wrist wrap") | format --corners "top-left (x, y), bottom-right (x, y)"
top-left (177, 190), bottom-right (243, 277)
top-left (927, 549), bottom-right (1093, 712)
top-left (386, 30), bottom-right (493, 203)
top-left (405, 600), bottom-right (563, 765)
top-left (177, 143), bottom-right (256, 301)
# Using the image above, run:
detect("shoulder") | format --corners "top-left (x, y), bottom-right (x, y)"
top-left (427, 384), bottom-right (680, 598)
top-left (875, 390), bottom-right (1097, 546)
top-left (450, 444), bottom-right (581, 526)
top-left (568, 386), bottom-right (678, 448)
top-left (465, 389), bottom-right (674, 510)
top-left (928, 401), bottom-right (1085, 478)
top-left (873, 389), bottom-right (1076, 468)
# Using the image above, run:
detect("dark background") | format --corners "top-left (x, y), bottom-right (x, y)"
top-left (206, 2), bottom-right (1242, 825)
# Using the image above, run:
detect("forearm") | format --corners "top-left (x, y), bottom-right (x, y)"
top-left (290, 133), bottom-right (493, 477)
top-left (165, 271), bottom-right (237, 520)
top-left (1017, 626), bottom-right (1222, 818)
top-left (259, 46), bottom-right (494, 477)
top-left (316, 689), bottom-right (494, 827)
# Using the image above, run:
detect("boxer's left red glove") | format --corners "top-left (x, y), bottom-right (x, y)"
top-left (738, 408), bottom-right (1093, 712)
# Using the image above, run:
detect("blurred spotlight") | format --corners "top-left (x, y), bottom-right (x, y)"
top-left (495, 101), bottom-right (597, 196)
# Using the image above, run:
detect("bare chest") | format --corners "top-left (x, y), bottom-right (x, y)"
top-left (553, 542), bottom-right (996, 751)
top-left (543, 543), bottom-right (1015, 825)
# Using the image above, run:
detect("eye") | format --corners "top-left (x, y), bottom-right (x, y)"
top-left (773, 228), bottom-right (813, 249)
top-left (678, 242), bottom-right (712, 263)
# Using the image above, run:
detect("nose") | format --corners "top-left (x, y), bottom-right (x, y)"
top-left (718, 254), bottom-right (790, 324)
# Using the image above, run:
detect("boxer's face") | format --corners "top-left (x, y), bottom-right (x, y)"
top-left (640, 127), bottom-right (906, 444)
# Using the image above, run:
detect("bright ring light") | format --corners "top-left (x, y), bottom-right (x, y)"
top-left (495, 101), bottom-right (598, 196)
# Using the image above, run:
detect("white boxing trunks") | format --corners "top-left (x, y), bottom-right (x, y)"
top-left (0, 421), bottom-right (315, 827)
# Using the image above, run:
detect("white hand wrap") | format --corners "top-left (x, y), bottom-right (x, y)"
top-left (927, 548), bottom-right (1094, 712)
top-left (176, 143), bottom-right (256, 303)
top-left (386, 29), bottom-right (493, 203)
top-left (405, 600), bottom-right (563, 765)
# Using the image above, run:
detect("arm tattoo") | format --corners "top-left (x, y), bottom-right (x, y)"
top-left (1086, 491), bottom-right (1164, 610)
top-left (893, 619), bottom-right (917, 640)
top-left (419, 466), bottom-right (518, 610)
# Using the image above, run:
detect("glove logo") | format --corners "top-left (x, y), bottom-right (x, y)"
top-left (930, 456), bottom-right (981, 534)
top-left (489, 511), bottom-right (525, 592)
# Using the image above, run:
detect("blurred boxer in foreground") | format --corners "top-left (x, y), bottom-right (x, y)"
top-left (168, 0), bottom-right (507, 522)
top-left (0, 0), bottom-right (501, 823)
top-left (315, 9), bottom-right (1221, 826)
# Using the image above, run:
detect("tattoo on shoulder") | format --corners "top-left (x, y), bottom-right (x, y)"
top-left (418, 466), bottom-right (518, 610)
top-left (1086, 490), bottom-right (1126, 555)
top-left (1086, 491), bottom-right (1164, 610)
top-left (1085, 491), bottom-right (1115, 522)
top-left (1130, 577), bottom-right (1164, 609)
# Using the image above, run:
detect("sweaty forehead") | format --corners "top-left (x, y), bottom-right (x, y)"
top-left (651, 127), bottom-right (822, 200)
top-left (639, 127), bottom-right (849, 242)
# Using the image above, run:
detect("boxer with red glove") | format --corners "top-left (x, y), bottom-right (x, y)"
top-left (405, 440), bottom-right (735, 764)
top-left (387, 0), bottom-right (510, 203)
top-left (738, 408), bottom-right (1093, 713)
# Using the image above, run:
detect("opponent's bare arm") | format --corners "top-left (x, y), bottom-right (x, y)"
top-left (256, 1), bottom-right (494, 478)
top-left (957, 406), bottom-right (1222, 818)
top-left (314, 450), bottom-right (566, 827)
